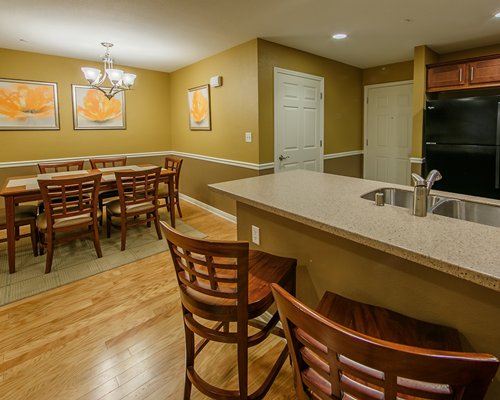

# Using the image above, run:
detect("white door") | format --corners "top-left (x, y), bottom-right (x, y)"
top-left (274, 68), bottom-right (324, 172)
top-left (364, 82), bottom-right (413, 185)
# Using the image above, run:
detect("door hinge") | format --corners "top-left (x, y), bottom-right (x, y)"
top-left (366, 97), bottom-right (369, 104)
top-left (320, 92), bottom-right (323, 100)
top-left (366, 139), bottom-right (368, 146)
top-left (320, 140), bottom-right (323, 147)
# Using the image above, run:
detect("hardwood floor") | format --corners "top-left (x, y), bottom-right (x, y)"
top-left (0, 202), bottom-right (296, 399)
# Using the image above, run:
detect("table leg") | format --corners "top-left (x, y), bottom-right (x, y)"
top-left (5, 196), bottom-right (16, 273)
top-left (168, 175), bottom-right (176, 228)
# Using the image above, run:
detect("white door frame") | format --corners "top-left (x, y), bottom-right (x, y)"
top-left (363, 80), bottom-right (413, 179)
top-left (274, 67), bottom-right (325, 172)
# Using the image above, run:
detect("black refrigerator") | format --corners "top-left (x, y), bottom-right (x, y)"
top-left (424, 95), bottom-right (500, 200)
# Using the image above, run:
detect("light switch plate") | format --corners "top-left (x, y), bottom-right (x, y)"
top-left (251, 225), bottom-right (260, 245)
top-left (245, 132), bottom-right (252, 143)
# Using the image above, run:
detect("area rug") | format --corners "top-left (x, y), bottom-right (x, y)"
top-left (0, 211), bottom-right (205, 306)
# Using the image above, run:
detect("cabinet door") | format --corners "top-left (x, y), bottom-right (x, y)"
top-left (469, 58), bottom-right (500, 85)
top-left (427, 64), bottom-right (466, 89)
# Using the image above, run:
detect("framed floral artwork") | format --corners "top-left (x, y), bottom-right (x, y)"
top-left (0, 78), bottom-right (59, 130)
top-left (188, 84), bottom-right (211, 130)
top-left (72, 85), bottom-right (126, 130)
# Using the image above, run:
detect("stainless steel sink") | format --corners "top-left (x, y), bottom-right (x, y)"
top-left (361, 188), bottom-right (413, 208)
top-left (362, 187), bottom-right (500, 228)
top-left (361, 188), bottom-right (443, 210)
top-left (430, 198), bottom-right (500, 228)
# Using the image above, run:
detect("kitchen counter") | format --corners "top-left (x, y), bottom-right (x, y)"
top-left (210, 169), bottom-right (500, 400)
top-left (210, 170), bottom-right (500, 292)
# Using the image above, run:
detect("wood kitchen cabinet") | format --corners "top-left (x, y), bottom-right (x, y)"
top-left (427, 54), bottom-right (500, 92)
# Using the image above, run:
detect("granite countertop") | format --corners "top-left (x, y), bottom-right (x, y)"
top-left (209, 170), bottom-right (500, 292)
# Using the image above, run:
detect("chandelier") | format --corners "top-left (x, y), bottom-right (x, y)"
top-left (81, 42), bottom-right (136, 100)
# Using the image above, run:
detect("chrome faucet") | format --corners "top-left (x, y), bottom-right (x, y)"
top-left (411, 170), bottom-right (442, 217)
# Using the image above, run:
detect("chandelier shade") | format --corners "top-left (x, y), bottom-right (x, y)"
top-left (81, 43), bottom-right (136, 100)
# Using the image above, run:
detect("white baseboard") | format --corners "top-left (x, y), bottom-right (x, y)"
top-left (179, 193), bottom-right (237, 223)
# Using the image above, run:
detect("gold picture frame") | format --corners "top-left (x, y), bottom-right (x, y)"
top-left (72, 85), bottom-right (126, 130)
top-left (188, 84), bottom-right (211, 130)
top-left (0, 78), bottom-right (59, 130)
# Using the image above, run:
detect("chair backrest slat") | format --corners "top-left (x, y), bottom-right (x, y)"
top-left (38, 173), bottom-right (101, 230)
top-left (271, 284), bottom-right (499, 400)
top-left (162, 221), bottom-right (249, 305)
top-left (90, 156), bottom-right (127, 169)
top-left (114, 167), bottom-right (161, 213)
top-left (38, 160), bottom-right (85, 173)
top-left (164, 157), bottom-right (183, 190)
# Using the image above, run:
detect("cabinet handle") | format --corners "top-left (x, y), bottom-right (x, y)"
top-left (459, 67), bottom-right (463, 82)
top-left (470, 66), bottom-right (475, 81)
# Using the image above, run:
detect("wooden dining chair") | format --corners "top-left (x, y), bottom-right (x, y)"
top-left (271, 284), bottom-right (500, 400)
top-left (161, 221), bottom-right (297, 399)
top-left (37, 173), bottom-right (103, 273)
top-left (106, 166), bottom-right (162, 251)
top-left (38, 160), bottom-right (85, 173)
top-left (37, 160), bottom-right (87, 214)
top-left (89, 156), bottom-right (127, 219)
top-left (0, 205), bottom-right (38, 257)
top-left (158, 156), bottom-right (183, 217)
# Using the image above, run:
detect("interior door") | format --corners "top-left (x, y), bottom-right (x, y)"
top-left (274, 68), bottom-right (324, 172)
top-left (364, 82), bottom-right (413, 185)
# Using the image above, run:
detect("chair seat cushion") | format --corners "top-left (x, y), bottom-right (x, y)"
top-left (37, 209), bottom-right (102, 231)
top-left (0, 205), bottom-right (38, 226)
top-left (182, 249), bottom-right (296, 320)
top-left (106, 199), bottom-right (156, 216)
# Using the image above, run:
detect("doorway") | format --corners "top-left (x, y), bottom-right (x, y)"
top-left (363, 81), bottom-right (413, 185)
top-left (274, 68), bottom-right (324, 172)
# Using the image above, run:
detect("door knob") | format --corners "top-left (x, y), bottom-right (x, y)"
top-left (279, 155), bottom-right (290, 161)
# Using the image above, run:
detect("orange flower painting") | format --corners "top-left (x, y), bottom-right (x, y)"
top-left (77, 89), bottom-right (122, 122)
top-left (188, 85), bottom-right (211, 130)
top-left (72, 85), bottom-right (125, 130)
top-left (0, 79), bottom-right (59, 130)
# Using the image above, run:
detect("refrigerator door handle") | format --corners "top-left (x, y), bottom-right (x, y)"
top-left (496, 148), bottom-right (500, 189)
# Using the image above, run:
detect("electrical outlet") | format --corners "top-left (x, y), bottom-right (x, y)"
top-left (251, 225), bottom-right (260, 245)
top-left (245, 132), bottom-right (252, 143)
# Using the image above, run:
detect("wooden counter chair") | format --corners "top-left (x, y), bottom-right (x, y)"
top-left (0, 205), bottom-right (38, 257)
top-left (89, 156), bottom-right (127, 220)
top-left (271, 284), bottom-right (499, 400)
top-left (38, 160), bottom-right (85, 173)
top-left (158, 156), bottom-right (183, 217)
top-left (37, 173), bottom-right (102, 273)
top-left (161, 221), bottom-right (297, 399)
top-left (106, 167), bottom-right (162, 251)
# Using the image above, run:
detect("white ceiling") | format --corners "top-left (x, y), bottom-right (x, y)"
top-left (1, 0), bottom-right (500, 72)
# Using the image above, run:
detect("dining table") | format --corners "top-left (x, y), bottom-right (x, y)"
top-left (0, 164), bottom-right (176, 274)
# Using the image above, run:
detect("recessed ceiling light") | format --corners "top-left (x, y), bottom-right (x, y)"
top-left (495, 12), bottom-right (500, 18)
top-left (332, 33), bottom-right (348, 40)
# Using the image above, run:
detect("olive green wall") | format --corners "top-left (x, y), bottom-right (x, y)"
top-left (169, 40), bottom-right (259, 163)
top-left (362, 60), bottom-right (413, 86)
top-left (0, 48), bottom-right (170, 162)
top-left (412, 45), bottom-right (438, 159)
top-left (438, 44), bottom-right (500, 62)
top-left (257, 39), bottom-right (363, 163)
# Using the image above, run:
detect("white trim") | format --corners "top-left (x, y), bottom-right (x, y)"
top-left (0, 150), bottom-right (363, 170)
top-left (410, 157), bottom-right (425, 164)
top-left (324, 150), bottom-right (363, 160)
top-left (0, 150), bottom-right (274, 171)
top-left (169, 151), bottom-right (272, 171)
top-left (363, 80), bottom-right (414, 180)
top-left (180, 193), bottom-right (237, 223)
top-left (274, 67), bottom-right (325, 173)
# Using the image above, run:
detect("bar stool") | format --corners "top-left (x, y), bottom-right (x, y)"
top-left (161, 221), bottom-right (297, 399)
top-left (272, 284), bottom-right (499, 400)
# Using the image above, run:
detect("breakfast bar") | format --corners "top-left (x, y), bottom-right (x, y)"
top-left (210, 169), bottom-right (500, 400)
